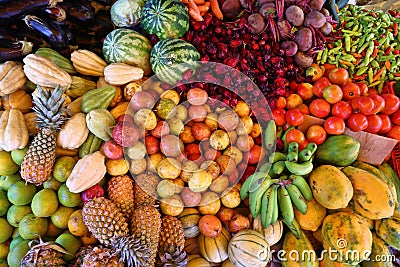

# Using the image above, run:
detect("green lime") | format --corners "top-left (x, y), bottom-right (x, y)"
top-left (0, 242), bottom-right (9, 260)
top-left (12, 227), bottom-right (19, 239)
top-left (9, 236), bottom-right (25, 251)
top-left (0, 151), bottom-right (19, 176)
top-left (55, 232), bottom-right (82, 262)
top-left (0, 174), bottom-right (21, 191)
top-left (43, 176), bottom-right (62, 191)
top-left (7, 205), bottom-right (32, 227)
top-left (11, 147), bottom-right (28, 165)
top-left (18, 214), bottom-right (48, 240)
top-left (31, 188), bottom-right (59, 217)
top-left (7, 239), bottom-right (29, 267)
top-left (53, 156), bottom-right (76, 183)
top-left (45, 221), bottom-right (64, 237)
top-left (0, 218), bottom-right (13, 243)
top-left (0, 190), bottom-right (10, 216)
top-left (7, 180), bottom-right (36, 206)
top-left (51, 206), bottom-right (75, 229)
top-left (57, 184), bottom-right (81, 208)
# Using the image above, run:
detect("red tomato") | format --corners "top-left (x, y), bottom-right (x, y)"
top-left (391, 109), bottom-right (400, 125)
top-left (324, 116), bottom-right (346, 135)
top-left (381, 94), bottom-right (400, 115)
top-left (365, 114), bottom-right (383, 133)
top-left (369, 94), bottom-right (385, 114)
top-left (306, 125), bottom-right (327, 145)
top-left (323, 84), bottom-right (343, 104)
top-left (276, 96), bottom-right (287, 109)
top-left (378, 114), bottom-right (392, 134)
top-left (144, 136), bottom-right (160, 155)
top-left (331, 101), bottom-right (353, 119)
top-left (356, 82), bottom-right (368, 96)
top-left (341, 82), bottom-right (361, 101)
top-left (351, 96), bottom-right (375, 115)
top-left (285, 108), bottom-right (305, 126)
top-left (296, 83), bottom-right (314, 101)
top-left (309, 99), bottom-right (331, 118)
top-left (367, 88), bottom-right (379, 95)
top-left (297, 104), bottom-right (310, 115)
top-left (285, 129), bottom-right (306, 145)
top-left (246, 145), bottom-right (265, 165)
top-left (298, 139), bottom-right (309, 151)
top-left (386, 125), bottom-right (400, 141)
top-left (347, 113), bottom-right (368, 132)
top-left (328, 68), bottom-right (349, 85)
top-left (272, 108), bottom-right (286, 126)
top-left (286, 94), bottom-right (303, 109)
top-left (312, 77), bottom-right (331, 98)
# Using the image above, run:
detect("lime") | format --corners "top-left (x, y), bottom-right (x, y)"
top-left (11, 147), bottom-right (28, 165)
top-left (0, 151), bottom-right (19, 176)
top-left (7, 205), bottom-right (32, 227)
top-left (0, 174), bottom-right (21, 191)
top-left (55, 232), bottom-right (82, 262)
top-left (18, 214), bottom-right (48, 240)
top-left (31, 188), bottom-right (59, 217)
top-left (43, 176), bottom-right (62, 191)
top-left (45, 221), bottom-right (64, 237)
top-left (0, 190), bottom-right (10, 216)
top-left (0, 242), bottom-right (9, 260)
top-left (53, 156), bottom-right (76, 183)
top-left (7, 239), bottom-right (29, 267)
top-left (9, 236), bottom-right (25, 251)
top-left (68, 209), bottom-right (89, 237)
top-left (7, 181), bottom-right (36, 206)
top-left (12, 227), bottom-right (19, 239)
top-left (58, 184), bottom-right (81, 208)
top-left (51, 206), bottom-right (75, 229)
top-left (0, 218), bottom-right (13, 243)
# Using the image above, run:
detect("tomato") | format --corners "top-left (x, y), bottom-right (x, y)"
top-left (324, 116), bottom-right (346, 135)
top-left (341, 82), bottom-right (361, 101)
top-left (364, 114), bottom-right (383, 133)
top-left (289, 80), bottom-right (299, 91)
top-left (323, 63), bottom-right (337, 77)
top-left (323, 84), bottom-right (343, 104)
top-left (391, 109), bottom-right (400, 125)
top-left (296, 83), bottom-right (314, 101)
top-left (272, 108), bottom-right (286, 126)
top-left (276, 96), bottom-right (287, 109)
top-left (381, 94), bottom-right (400, 115)
top-left (378, 114), bottom-right (392, 134)
top-left (306, 64), bottom-right (324, 82)
top-left (347, 113), bottom-right (368, 132)
top-left (309, 99), bottom-right (331, 118)
top-left (367, 88), bottom-right (379, 95)
top-left (297, 103), bottom-right (310, 115)
top-left (356, 82), bottom-right (368, 96)
top-left (312, 77), bottom-right (331, 98)
top-left (286, 94), bottom-right (303, 109)
top-left (285, 108), bottom-right (305, 126)
top-left (298, 139), bottom-right (309, 151)
top-left (368, 94), bottom-right (385, 114)
top-left (331, 101), bottom-right (353, 119)
top-left (386, 125), bottom-right (400, 141)
top-left (328, 68), bottom-right (350, 85)
top-left (306, 125), bottom-right (327, 145)
top-left (285, 129), bottom-right (306, 145)
top-left (351, 96), bottom-right (375, 115)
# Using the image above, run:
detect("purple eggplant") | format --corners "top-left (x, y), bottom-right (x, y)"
top-left (0, 40), bottom-right (33, 62)
top-left (0, 0), bottom-right (50, 19)
top-left (59, 1), bottom-right (94, 22)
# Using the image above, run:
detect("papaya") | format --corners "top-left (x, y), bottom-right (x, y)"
top-left (294, 198), bottom-right (326, 231)
top-left (315, 135), bottom-right (360, 166)
top-left (342, 166), bottom-right (395, 220)
top-left (322, 211), bottom-right (372, 265)
top-left (309, 165), bottom-right (353, 209)
top-left (282, 229), bottom-right (319, 267)
top-left (378, 161), bottom-right (400, 212)
top-left (361, 233), bottom-right (393, 267)
top-left (320, 255), bottom-right (359, 267)
top-left (375, 214), bottom-right (400, 251)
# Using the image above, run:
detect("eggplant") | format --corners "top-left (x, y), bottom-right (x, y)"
top-left (91, 0), bottom-right (114, 5)
top-left (86, 15), bottom-right (115, 39)
top-left (59, 1), bottom-right (94, 22)
top-left (42, 6), bottom-right (67, 22)
top-left (0, 0), bottom-right (49, 19)
top-left (0, 40), bottom-right (33, 62)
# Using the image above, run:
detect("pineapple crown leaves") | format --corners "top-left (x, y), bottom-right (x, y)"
top-left (113, 235), bottom-right (152, 267)
top-left (32, 85), bottom-right (67, 131)
top-left (159, 247), bottom-right (188, 267)
top-left (23, 235), bottom-right (71, 263)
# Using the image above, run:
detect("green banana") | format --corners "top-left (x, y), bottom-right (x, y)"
top-left (259, 162), bottom-right (272, 174)
top-left (305, 142), bottom-right (318, 155)
top-left (270, 185), bottom-right (279, 225)
top-left (378, 161), bottom-right (400, 211)
top-left (248, 172), bottom-right (269, 193)
top-left (240, 172), bottom-right (258, 200)
top-left (249, 178), bottom-right (274, 217)
top-left (298, 148), bottom-right (313, 163)
top-left (272, 152), bottom-right (287, 163)
top-left (286, 184), bottom-right (308, 214)
top-left (278, 186), bottom-right (295, 224)
top-left (281, 126), bottom-right (295, 152)
top-left (283, 218), bottom-right (302, 239)
top-left (276, 126), bottom-right (284, 139)
top-left (288, 142), bottom-right (299, 154)
top-left (285, 159), bottom-right (313, 176)
top-left (289, 174), bottom-right (313, 201)
top-left (286, 151), bottom-right (298, 162)
top-left (263, 119), bottom-right (276, 152)
top-left (261, 186), bottom-right (274, 228)
top-left (270, 161), bottom-right (286, 177)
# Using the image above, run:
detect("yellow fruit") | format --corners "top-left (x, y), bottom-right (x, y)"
top-left (106, 158), bottom-right (129, 176)
top-left (0, 218), bottom-right (12, 243)
top-left (31, 188), bottom-right (59, 217)
top-left (294, 198), bottom-right (327, 231)
top-left (0, 190), bottom-right (10, 216)
top-left (80, 232), bottom-right (98, 246)
top-left (0, 242), bottom-right (9, 260)
top-left (0, 151), bottom-right (19, 175)
top-left (45, 221), bottom-right (64, 237)
top-left (68, 209), bottom-right (89, 237)
top-left (51, 206), bottom-right (76, 229)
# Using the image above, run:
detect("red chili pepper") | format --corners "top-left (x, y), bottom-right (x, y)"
top-left (394, 49), bottom-right (400, 55)
top-left (373, 40), bottom-right (380, 46)
top-left (394, 22), bottom-right (398, 37)
top-left (385, 46), bottom-right (392, 56)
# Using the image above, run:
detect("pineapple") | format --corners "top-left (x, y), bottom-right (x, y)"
top-left (131, 204), bottom-right (162, 267)
top-left (20, 237), bottom-right (66, 266)
top-left (134, 173), bottom-right (160, 207)
top-left (21, 85), bottom-right (67, 185)
top-left (73, 245), bottom-right (124, 267)
top-left (107, 175), bottom-right (134, 219)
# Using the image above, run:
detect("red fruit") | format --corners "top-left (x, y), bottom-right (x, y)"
top-left (386, 125), bottom-right (400, 141)
top-left (285, 108), bottom-right (305, 126)
top-left (381, 94), bottom-right (400, 115)
top-left (102, 140), bottom-right (124, 160)
top-left (198, 215), bottom-right (222, 238)
top-left (378, 114), bottom-right (392, 134)
top-left (81, 184), bottom-right (104, 202)
top-left (365, 114), bottom-right (383, 133)
top-left (369, 94), bottom-right (385, 114)
top-left (228, 214), bottom-right (250, 233)
top-left (391, 109), bottom-right (400, 125)
top-left (328, 68), bottom-right (349, 85)
top-left (116, 114), bottom-right (135, 124)
top-left (144, 136), bottom-right (160, 155)
top-left (240, 165), bottom-right (256, 183)
top-left (351, 96), bottom-right (375, 115)
top-left (309, 99), bottom-right (331, 118)
top-left (356, 82), bottom-right (368, 96)
top-left (347, 113), bottom-right (368, 132)
top-left (112, 122), bottom-right (140, 147)
top-left (272, 108), bottom-right (286, 126)
top-left (331, 101), bottom-right (352, 119)
top-left (341, 82), bottom-right (361, 101)
top-left (324, 116), bottom-right (346, 135)
top-left (217, 207), bottom-right (235, 226)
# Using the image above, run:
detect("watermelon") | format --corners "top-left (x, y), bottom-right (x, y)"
top-left (150, 39), bottom-right (200, 85)
top-left (102, 28), bottom-right (152, 75)
top-left (141, 0), bottom-right (189, 40)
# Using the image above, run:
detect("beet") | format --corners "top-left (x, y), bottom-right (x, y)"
top-left (222, 0), bottom-right (243, 21)
top-left (320, 8), bottom-right (330, 17)
top-left (308, 0), bottom-right (324, 11)
top-left (285, 5), bottom-right (304, 26)
top-left (294, 27), bottom-right (312, 52)
top-left (258, 0), bottom-right (275, 5)
top-left (304, 11), bottom-right (326, 29)
top-left (320, 22), bottom-right (332, 35)
top-left (294, 52), bottom-right (313, 68)
top-left (248, 13), bottom-right (266, 34)
top-left (259, 2), bottom-right (276, 18)
top-left (281, 41), bottom-right (298, 56)
top-left (277, 20), bottom-right (291, 40)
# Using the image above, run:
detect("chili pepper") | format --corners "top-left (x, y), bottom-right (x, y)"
top-left (384, 47), bottom-right (392, 56)
top-left (345, 21), bottom-right (354, 28)
top-left (371, 60), bottom-right (380, 68)
top-left (356, 66), bottom-right (368, 76)
top-left (357, 41), bottom-right (370, 54)
top-left (344, 34), bottom-right (351, 52)
top-left (341, 53), bottom-right (356, 62)
top-left (361, 16), bottom-right (374, 23)
top-left (321, 49), bottom-right (328, 64)
top-left (341, 29), bottom-right (361, 36)
top-left (394, 22), bottom-right (398, 37)
top-left (381, 13), bottom-right (391, 24)
top-left (377, 55), bottom-right (397, 61)
top-left (364, 41), bottom-right (375, 66)
top-left (373, 69), bottom-right (385, 82)
top-left (328, 43), bottom-right (342, 55)
top-left (368, 80), bottom-right (382, 87)
top-left (357, 34), bottom-right (368, 49)
top-left (378, 79), bottom-right (384, 93)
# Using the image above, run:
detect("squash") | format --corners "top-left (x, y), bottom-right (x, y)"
top-left (66, 96), bottom-right (83, 116)
top-left (57, 113), bottom-right (89, 149)
top-left (0, 109), bottom-right (29, 151)
top-left (228, 229), bottom-right (270, 267)
top-left (97, 77), bottom-right (122, 108)
top-left (375, 214), bottom-right (400, 250)
top-left (184, 237), bottom-right (200, 255)
top-left (294, 197), bottom-right (327, 231)
top-left (361, 233), bottom-right (394, 267)
top-left (66, 76), bottom-right (97, 98)
top-left (79, 132), bottom-right (103, 159)
top-left (0, 61), bottom-right (26, 96)
top-left (222, 259), bottom-right (236, 267)
top-left (35, 47), bottom-right (76, 74)
top-left (104, 62), bottom-right (144, 85)
top-left (309, 165), bottom-right (354, 209)
top-left (198, 227), bottom-right (230, 263)
top-left (282, 229), bottom-right (319, 267)
top-left (187, 255), bottom-right (210, 267)
top-left (66, 151), bottom-right (106, 193)
top-left (81, 86), bottom-right (116, 113)
top-left (23, 54), bottom-right (72, 89)
top-left (2, 90), bottom-right (32, 113)
top-left (70, 49), bottom-right (107, 76)
top-left (177, 208), bottom-right (201, 238)
top-left (86, 109), bottom-right (115, 141)
top-left (252, 216), bottom-right (283, 246)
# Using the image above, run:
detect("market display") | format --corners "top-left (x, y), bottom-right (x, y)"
top-left (0, 0), bottom-right (400, 266)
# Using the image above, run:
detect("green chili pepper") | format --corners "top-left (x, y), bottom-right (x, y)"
top-left (369, 80), bottom-right (382, 87)
top-left (389, 73), bottom-right (395, 80)
top-left (345, 21), bottom-right (354, 28)
top-left (368, 68), bottom-right (374, 84)
top-left (356, 66), bottom-right (368, 76)
top-left (371, 60), bottom-right (379, 68)
top-left (358, 34), bottom-right (368, 49)
top-left (364, 41), bottom-right (375, 66)
top-left (381, 13), bottom-right (391, 24)
top-left (328, 43), bottom-right (342, 55)
top-left (344, 34), bottom-right (351, 52)
top-left (341, 53), bottom-right (356, 62)
top-left (377, 55), bottom-right (397, 62)
top-left (357, 41), bottom-right (370, 54)
top-left (366, 33), bottom-right (375, 42)
top-left (316, 51), bottom-right (323, 62)
top-left (321, 49), bottom-right (328, 64)
top-left (361, 16), bottom-right (374, 23)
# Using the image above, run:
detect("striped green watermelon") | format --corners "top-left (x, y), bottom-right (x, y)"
top-left (150, 39), bottom-right (200, 85)
top-left (102, 28), bottom-right (152, 75)
top-left (141, 0), bottom-right (189, 40)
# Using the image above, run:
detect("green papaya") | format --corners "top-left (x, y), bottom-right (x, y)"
top-left (315, 135), bottom-right (360, 167)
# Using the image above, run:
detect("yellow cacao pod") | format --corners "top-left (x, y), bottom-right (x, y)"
top-left (110, 101), bottom-right (129, 120)
top-left (104, 63), bottom-right (144, 85)
top-left (86, 109), bottom-right (115, 141)
top-left (24, 112), bottom-right (38, 135)
top-left (0, 108), bottom-right (29, 151)
top-left (71, 49), bottom-right (107, 76)
top-left (66, 76), bottom-right (97, 98)
top-left (57, 113), bottom-right (89, 149)
top-left (0, 61), bottom-right (26, 96)
top-left (2, 90), bottom-right (32, 113)
top-left (66, 96), bottom-right (83, 116)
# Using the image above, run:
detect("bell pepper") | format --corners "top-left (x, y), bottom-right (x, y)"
top-left (306, 64), bottom-right (324, 82)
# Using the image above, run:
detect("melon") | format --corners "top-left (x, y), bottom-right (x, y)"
top-left (198, 227), bottom-right (230, 263)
